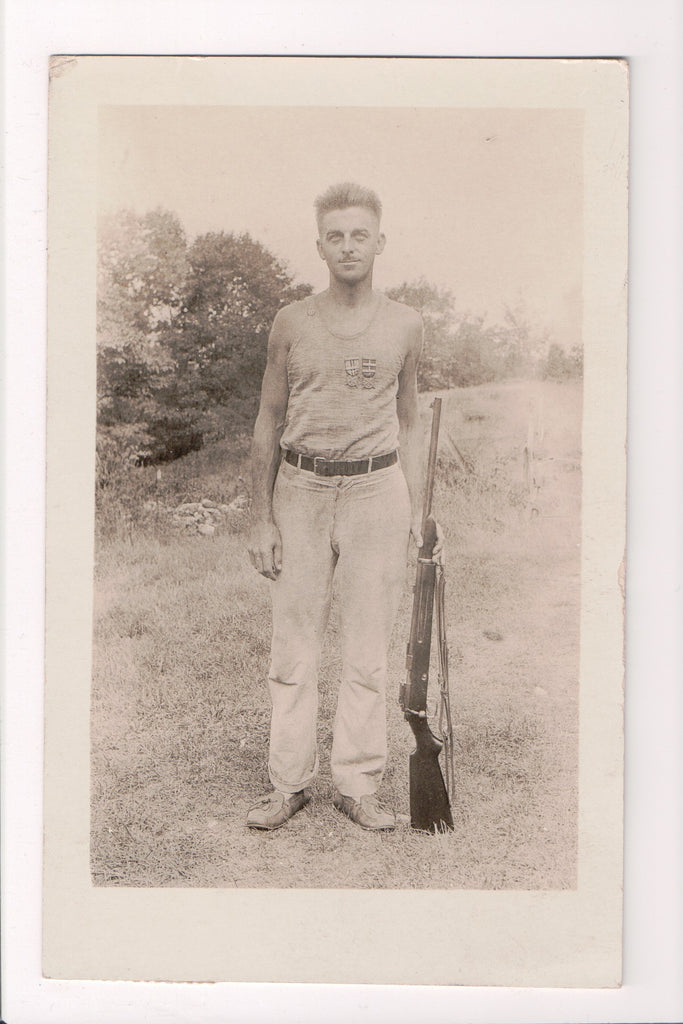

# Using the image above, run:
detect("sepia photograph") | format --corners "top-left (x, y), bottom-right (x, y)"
top-left (43, 56), bottom-right (627, 985)
top-left (92, 102), bottom-right (583, 890)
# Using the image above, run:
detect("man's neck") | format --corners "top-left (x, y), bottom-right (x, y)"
top-left (326, 275), bottom-right (375, 309)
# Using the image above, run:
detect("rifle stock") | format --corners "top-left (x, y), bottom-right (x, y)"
top-left (409, 719), bottom-right (453, 833)
top-left (400, 398), bottom-right (454, 832)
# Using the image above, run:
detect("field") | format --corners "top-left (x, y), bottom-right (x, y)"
top-left (91, 379), bottom-right (581, 889)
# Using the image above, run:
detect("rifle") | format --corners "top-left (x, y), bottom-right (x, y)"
top-left (399, 397), bottom-right (455, 832)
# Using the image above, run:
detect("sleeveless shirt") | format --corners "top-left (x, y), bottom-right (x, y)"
top-left (280, 293), bottom-right (410, 460)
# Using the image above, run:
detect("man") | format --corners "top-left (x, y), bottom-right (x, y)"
top-left (246, 182), bottom-right (438, 831)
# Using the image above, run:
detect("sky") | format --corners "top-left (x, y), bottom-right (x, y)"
top-left (98, 105), bottom-right (583, 347)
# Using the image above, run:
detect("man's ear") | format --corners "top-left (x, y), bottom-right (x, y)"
top-left (316, 238), bottom-right (326, 260)
top-left (376, 232), bottom-right (386, 255)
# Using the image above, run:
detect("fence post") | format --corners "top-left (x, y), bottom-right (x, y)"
top-left (524, 395), bottom-right (540, 517)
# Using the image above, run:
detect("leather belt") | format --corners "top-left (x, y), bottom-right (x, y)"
top-left (283, 449), bottom-right (398, 477)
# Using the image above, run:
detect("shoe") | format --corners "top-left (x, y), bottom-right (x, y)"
top-left (332, 791), bottom-right (396, 831)
top-left (246, 789), bottom-right (311, 830)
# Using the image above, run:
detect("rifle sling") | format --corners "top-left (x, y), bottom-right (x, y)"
top-left (435, 564), bottom-right (455, 804)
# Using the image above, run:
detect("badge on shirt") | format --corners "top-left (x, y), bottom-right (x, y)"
top-left (344, 357), bottom-right (360, 387)
top-left (362, 357), bottom-right (376, 389)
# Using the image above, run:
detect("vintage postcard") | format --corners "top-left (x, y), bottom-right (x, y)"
top-left (44, 56), bottom-right (628, 985)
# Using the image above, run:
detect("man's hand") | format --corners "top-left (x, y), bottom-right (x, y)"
top-left (410, 516), bottom-right (445, 564)
top-left (247, 520), bottom-right (283, 580)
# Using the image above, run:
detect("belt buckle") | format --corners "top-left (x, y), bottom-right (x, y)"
top-left (313, 456), bottom-right (327, 476)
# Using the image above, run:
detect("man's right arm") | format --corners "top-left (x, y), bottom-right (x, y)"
top-left (247, 307), bottom-right (292, 580)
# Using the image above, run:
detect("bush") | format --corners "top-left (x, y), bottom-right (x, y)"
top-left (542, 343), bottom-right (583, 381)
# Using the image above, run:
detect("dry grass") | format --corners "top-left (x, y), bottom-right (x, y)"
top-left (91, 380), bottom-right (581, 889)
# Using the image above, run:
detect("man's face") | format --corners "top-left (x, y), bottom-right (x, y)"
top-left (316, 206), bottom-right (386, 284)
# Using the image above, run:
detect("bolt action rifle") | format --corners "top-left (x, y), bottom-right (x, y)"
top-left (400, 397), bottom-right (455, 832)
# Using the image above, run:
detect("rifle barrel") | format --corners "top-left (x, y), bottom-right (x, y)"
top-left (421, 397), bottom-right (442, 536)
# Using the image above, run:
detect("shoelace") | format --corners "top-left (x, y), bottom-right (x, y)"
top-left (361, 795), bottom-right (393, 815)
top-left (251, 792), bottom-right (282, 810)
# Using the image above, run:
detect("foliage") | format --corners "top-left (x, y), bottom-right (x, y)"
top-left (97, 209), bottom-right (582, 484)
top-left (387, 280), bottom-right (582, 390)
top-left (385, 278), bottom-right (461, 389)
top-left (387, 279), bottom-right (498, 388)
top-left (97, 209), bottom-right (193, 468)
top-left (97, 207), bottom-right (189, 346)
top-left (97, 210), bottom-right (312, 474)
top-left (542, 343), bottom-right (583, 381)
top-left (161, 231), bottom-right (311, 439)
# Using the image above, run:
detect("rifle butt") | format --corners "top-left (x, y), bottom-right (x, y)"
top-left (408, 720), bottom-right (454, 833)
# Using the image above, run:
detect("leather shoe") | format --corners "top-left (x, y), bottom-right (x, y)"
top-left (246, 789), bottom-right (311, 830)
top-left (332, 791), bottom-right (396, 831)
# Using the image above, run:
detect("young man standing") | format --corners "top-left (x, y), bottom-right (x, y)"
top-left (246, 183), bottom-right (436, 831)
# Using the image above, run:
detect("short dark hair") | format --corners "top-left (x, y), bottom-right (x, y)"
top-left (314, 182), bottom-right (382, 231)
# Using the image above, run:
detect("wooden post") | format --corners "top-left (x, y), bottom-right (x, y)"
top-left (155, 466), bottom-right (162, 527)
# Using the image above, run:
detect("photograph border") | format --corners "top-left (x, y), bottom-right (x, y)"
top-left (45, 54), bottom-right (625, 987)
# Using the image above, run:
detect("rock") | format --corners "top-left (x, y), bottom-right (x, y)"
top-left (201, 498), bottom-right (217, 508)
top-left (230, 494), bottom-right (249, 511)
top-left (483, 630), bottom-right (503, 642)
top-left (197, 523), bottom-right (216, 536)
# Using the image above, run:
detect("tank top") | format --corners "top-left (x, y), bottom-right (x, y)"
top-left (280, 293), bottom-right (410, 460)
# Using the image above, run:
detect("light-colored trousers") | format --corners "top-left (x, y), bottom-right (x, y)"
top-left (267, 457), bottom-right (411, 800)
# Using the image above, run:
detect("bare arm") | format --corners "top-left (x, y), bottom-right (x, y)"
top-left (397, 315), bottom-right (425, 546)
top-left (397, 313), bottom-right (443, 557)
top-left (247, 308), bottom-right (291, 579)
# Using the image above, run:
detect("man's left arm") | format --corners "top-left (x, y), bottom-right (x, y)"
top-left (397, 314), bottom-right (443, 558)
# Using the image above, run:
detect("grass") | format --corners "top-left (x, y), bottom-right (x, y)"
top-left (91, 379), bottom-right (581, 889)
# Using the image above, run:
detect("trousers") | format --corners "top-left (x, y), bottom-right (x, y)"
top-left (267, 456), bottom-right (411, 800)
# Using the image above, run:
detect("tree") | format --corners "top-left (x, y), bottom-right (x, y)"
top-left (97, 209), bottom-right (191, 468)
top-left (542, 342), bottom-right (583, 381)
top-left (497, 301), bottom-right (552, 379)
top-left (385, 278), bottom-right (459, 389)
top-left (97, 208), bottom-right (189, 349)
top-left (452, 315), bottom-right (498, 387)
top-left (162, 231), bottom-right (312, 437)
top-left (97, 213), bottom-right (314, 470)
top-left (386, 278), bottom-right (500, 388)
